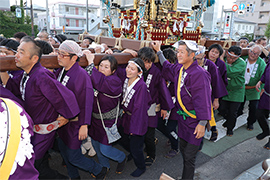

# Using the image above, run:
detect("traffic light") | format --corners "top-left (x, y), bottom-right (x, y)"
top-left (246, 4), bottom-right (250, 12)
top-left (226, 15), bottom-right (230, 27)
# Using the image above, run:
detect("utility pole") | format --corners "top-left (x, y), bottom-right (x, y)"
top-left (86, 0), bottom-right (89, 32)
top-left (46, 0), bottom-right (50, 34)
top-left (218, 5), bottom-right (224, 40)
top-left (30, 0), bottom-right (35, 37)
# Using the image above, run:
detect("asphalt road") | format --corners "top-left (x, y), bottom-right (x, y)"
top-left (49, 106), bottom-right (269, 180)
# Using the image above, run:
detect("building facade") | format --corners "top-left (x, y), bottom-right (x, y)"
top-left (234, 0), bottom-right (270, 38)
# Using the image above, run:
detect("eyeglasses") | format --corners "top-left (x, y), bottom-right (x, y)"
top-left (56, 51), bottom-right (75, 58)
top-left (249, 49), bottom-right (260, 56)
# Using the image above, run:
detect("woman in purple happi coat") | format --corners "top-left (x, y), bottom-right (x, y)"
top-left (83, 52), bottom-right (126, 174)
top-left (208, 43), bottom-right (228, 88)
top-left (153, 40), bottom-right (212, 180)
top-left (118, 58), bottom-right (152, 177)
top-left (255, 60), bottom-right (270, 149)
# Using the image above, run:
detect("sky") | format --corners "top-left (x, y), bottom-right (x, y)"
top-left (9, 0), bottom-right (100, 7)
top-left (10, 0), bottom-right (236, 9)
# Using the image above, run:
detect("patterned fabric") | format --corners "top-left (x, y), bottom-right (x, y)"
top-left (59, 40), bottom-right (83, 57)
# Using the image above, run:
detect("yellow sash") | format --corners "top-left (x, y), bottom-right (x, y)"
top-left (177, 66), bottom-right (216, 126)
top-left (0, 98), bottom-right (21, 180)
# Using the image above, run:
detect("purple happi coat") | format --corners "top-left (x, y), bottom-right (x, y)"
top-left (258, 61), bottom-right (270, 110)
top-left (120, 78), bottom-right (152, 136)
top-left (166, 82), bottom-right (178, 120)
top-left (0, 85), bottom-right (24, 108)
top-left (6, 62), bottom-right (80, 159)
top-left (215, 58), bottom-right (228, 87)
top-left (145, 64), bottom-right (174, 127)
top-left (202, 59), bottom-right (228, 101)
top-left (0, 98), bottom-right (39, 180)
top-left (88, 67), bottom-right (122, 145)
top-left (162, 61), bottom-right (212, 146)
top-left (55, 62), bottom-right (93, 149)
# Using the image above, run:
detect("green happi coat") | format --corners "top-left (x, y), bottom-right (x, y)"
top-left (223, 57), bottom-right (246, 102)
top-left (241, 55), bottom-right (266, 101)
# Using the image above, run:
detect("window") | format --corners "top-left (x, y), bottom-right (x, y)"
top-left (249, 26), bottom-right (251, 30)
top-left (242, 25), bottom-right (244, 30)
top-left (261, 2), bottom-right (264, 6)
top-left (259, 15), bottom-right (264, 18)
top-left (66, 7), bottom-right (69, 12)
top-left (70, 19), bottom-right (75, 27)
top-left (238, 24), bottom-right (240, 30)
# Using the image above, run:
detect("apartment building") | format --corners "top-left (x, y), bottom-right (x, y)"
top-left (234, 0), bottom-right (270, 38)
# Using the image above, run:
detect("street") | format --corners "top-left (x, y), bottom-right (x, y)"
top-left (49, 104), bottom-right (269, 179)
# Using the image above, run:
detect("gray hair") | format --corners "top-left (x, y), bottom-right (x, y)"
top-left (178, 41), bottom-right (196, 56)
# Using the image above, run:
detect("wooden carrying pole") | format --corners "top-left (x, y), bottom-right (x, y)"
top-left (0, 53), bottom-right (134, 72)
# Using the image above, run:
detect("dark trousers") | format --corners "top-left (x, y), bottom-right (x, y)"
top-left (34, 152), bottom-right (67, 179)
top-left (57, 138), bottom-right (102, 178)
top-left (219, 100), bottom-right (241, 131)
top-left (179, 138), bottom-right (199, 180)
top-left (157, 117), bottom-right (178, 151)
top-left (144, 127), bottom-right (156, 159)
top-left (257, 108), bottom-right (270, 135)
top-left (118, 126), bottom-right (146, 170)
top-left (238, 99), bottom-right (259, 125)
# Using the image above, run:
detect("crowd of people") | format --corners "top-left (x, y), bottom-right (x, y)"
top-left (0, 31), bottom-right (269, 180)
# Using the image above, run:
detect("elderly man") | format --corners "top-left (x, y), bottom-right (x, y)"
top-left (152, 40), bottom-right (212, 179)
top-left (237, 45), bottom-right (266, 130)
top-left (219, 46), bottom-right (246, 136)
top-left (0, 36), bottom-right (80, 179)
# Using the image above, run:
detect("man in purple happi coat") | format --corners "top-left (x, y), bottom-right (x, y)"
top-left (152, 40), bottom-right (212, 179)
top-left (54, 40), bottom-right (107, 179)
top-left (0, 36), bottom-right (80, 179)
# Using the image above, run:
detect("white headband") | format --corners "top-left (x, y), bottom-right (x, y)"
top-left (128, 60), bottom-right (143, 73)
top-left (227, 51), bottom-right (240, 58)
top-left (195, 46), bottom-right (206, 56)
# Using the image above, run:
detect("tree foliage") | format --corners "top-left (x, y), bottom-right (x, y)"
top-left (242, 33), bottom-right (254, 42)
top-left (0, 10), bottom-right (38, 38)
top-left (265, 19), bottom-right (270, 40)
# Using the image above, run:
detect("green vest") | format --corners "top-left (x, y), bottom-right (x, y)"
top-left (241, 55), bottom-right (266, 100)
top-left (223, 57), bottom-right (246, 102)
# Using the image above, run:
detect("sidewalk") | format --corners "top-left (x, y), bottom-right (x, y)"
top-left (234, 161), bottom-right (264, 180)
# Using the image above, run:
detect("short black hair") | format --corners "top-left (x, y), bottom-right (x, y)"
top-left (138, 47), bottom-right (156, 63)
top-left (55, 34), bottom-right (67, 44)
top-left (98, 55), bottom-right (118, 73)
top-left (228, 45), bottom-right (242, 56)
top-left (13, 32), bottom-right (28, 40)
top-left (35, 40), bottom-right (53, 55)
top-left (84, 36), bottom-right (94, 43)
top-left (208, 43), bottom-right (224, 57)
top-left (129, 58), bottom-right (146, 73)
top-left (0, 38), bottom-right (20, 51)
top-left (163, 48), bottom-right (177, 64)
top-left (21, 36), bottom-right (42, 61)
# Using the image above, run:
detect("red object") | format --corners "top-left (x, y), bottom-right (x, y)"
top-left (232, 4), bottom-right (238, 12)
top-left (47, 124), bottom-right (54, 131)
